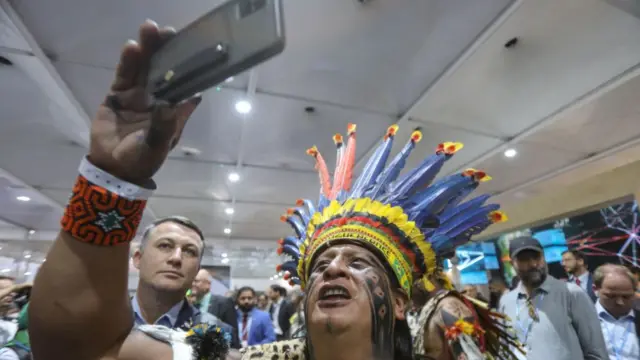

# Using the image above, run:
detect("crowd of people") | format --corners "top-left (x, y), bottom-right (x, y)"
top-left (0, 19), bottom-right (637, 360)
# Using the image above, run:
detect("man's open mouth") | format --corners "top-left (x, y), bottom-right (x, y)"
top-left (319, 284), bottom-right (352, 301)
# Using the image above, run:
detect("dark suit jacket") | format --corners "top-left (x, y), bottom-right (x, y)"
top-left (634, 306), bottom-right (640, 344)
top-left (207, 294), bottom-right (240, 348)
top-left (269, 299), bottom-right (295, 337)
top-left (568, 273), bottom-right (597, 303)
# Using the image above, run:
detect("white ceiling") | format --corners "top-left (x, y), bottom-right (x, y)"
top-left (1, 0), bottom-right (640, 279)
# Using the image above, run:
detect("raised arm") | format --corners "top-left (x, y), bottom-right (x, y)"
top-left (29, 21), bottom-right (201, 360)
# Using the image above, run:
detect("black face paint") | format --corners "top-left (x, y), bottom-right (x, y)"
top-left (363, 268), bottom-right (395, 359)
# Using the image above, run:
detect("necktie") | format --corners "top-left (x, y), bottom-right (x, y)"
top-left (526, 297), bottom-right (539, 322)
top-left (575, 278), bottom-right (581, 287)
top-left (242, 314), bottom-right (248, 341)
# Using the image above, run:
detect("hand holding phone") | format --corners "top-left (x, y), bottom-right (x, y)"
top-left (147, 0), bottom-right (285, 103)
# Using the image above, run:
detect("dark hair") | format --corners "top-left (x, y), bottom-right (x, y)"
top-left (394, 318), bottom-right (413, 360)
top-left (236, 286), bottom-right (256, 300)
top-left (140, 216), bottom-right (205, 256)
top-left (489, 277), bottom-right (507, 286)
top-left (270, 284), bottom-right (287, 297)
top-left (561, 249), bottom-right (586, 262)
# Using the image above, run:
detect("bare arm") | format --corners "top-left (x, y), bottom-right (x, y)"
top-left (422, 296), bottom-right (476, 360)
top-left (29, 21), bottom-right (199, 360)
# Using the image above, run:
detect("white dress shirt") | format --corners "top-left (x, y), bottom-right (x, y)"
top-left (596, 301), bottom-right (639, 360)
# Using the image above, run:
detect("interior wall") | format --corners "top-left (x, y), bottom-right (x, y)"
top-left (479, 159), bottom-right (640, 239)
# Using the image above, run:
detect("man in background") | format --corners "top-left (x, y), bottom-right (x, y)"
top-left (593, 264), bottom-right (639, 360)
top-left (267, 285), bottom-right (295, 341)
top-left (191, 269), bottom-right (239, 348)
top-left (235, 286), bottom-right (275, 346)
top-left (499, 236), bottom-right (608, 360)
top-left (562, 249), bottom-right (597, 302)
top-left (0, 276), bottom-right (17, 345)
top-left (130, 216), bottom-right (237, 346)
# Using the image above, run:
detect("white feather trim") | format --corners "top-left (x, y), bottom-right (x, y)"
top-left (137, 324), bottom-right (195, 360)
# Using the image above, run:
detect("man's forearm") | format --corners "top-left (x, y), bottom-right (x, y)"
top-left (30, 231), bottom-right (134, 359)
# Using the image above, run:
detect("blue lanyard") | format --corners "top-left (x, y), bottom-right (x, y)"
top-left (602, 319), bottom-right (633, 360)
top-left (515, 293), bottom-right (545, 344)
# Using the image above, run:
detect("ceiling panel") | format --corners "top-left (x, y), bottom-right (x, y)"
top-left (526, 74), bottom-right (640, 154)
top-left (12, 0), bottom-right (513, 115)
top-left (472, 141), bottom-right (586, 194)
top-left (256, 0), bottom-right (514, 113)
top-left (408, 0), bottom-right (640, 138)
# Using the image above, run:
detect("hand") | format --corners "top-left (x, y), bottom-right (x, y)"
top-left (88, 20), bottom-right (202, 186)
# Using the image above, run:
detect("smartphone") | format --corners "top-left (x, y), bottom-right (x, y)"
top-left (147, 0), bottom-right (285, 103)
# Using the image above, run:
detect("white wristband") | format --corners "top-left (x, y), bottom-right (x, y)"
top-left (78, 157), bottom-right (155, 200)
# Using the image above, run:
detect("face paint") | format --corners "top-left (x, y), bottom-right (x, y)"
top-left (363, 268), bottom-right (395, 359)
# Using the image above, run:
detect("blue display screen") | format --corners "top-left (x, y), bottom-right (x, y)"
top-left (533, 229), bottom-right (568, 263)
top-left (533, 229), bottom-right (567, 247)
top-left (460, 271), bottom-right (488, 285)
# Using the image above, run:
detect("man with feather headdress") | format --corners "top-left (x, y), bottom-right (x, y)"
top-left (28, 20), bottom-right (519, 360)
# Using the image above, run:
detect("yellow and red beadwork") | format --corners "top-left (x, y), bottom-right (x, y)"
top-left (61, 175), bottom-right (146, 246)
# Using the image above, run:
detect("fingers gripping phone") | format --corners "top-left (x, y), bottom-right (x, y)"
top-left (147, 0), bottom-right (285, 104)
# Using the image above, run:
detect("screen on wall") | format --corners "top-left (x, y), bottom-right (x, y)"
top-left (533, 228), bottom-right (568, 263)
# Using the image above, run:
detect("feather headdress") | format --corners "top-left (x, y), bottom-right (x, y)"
top-left (277, 124), bottom-right (506, 294)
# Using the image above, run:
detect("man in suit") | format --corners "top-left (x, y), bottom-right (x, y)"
top-left (267, 285), bottom-right (295, 341)
top-left (191, 269), bottom-right (239, 348)
top-left (593, 264), bottom-right (639, 360)
top-left (236, 286), bottom-right (275, 346)
top-left (562, 249), bottom-right (597, 302)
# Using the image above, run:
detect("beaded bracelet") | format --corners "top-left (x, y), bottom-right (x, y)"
top-left (61, 159), bottom-right (151, 246)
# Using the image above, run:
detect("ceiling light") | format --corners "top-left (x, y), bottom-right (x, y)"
top-left (24, 254), bottom-right (31, 259)
top-left (223, 228), bottom-right (232, 235)
top-left (16, 196), bottom-right (30, 202)
top-left (1, 269), bottom-right (9, 273)
top-left (24, 272), bottom-right (31, 276)
top-left (234, 100), bottom-right (252, 114)
top-left (221, 258), bottom-right (229, 264)
top-left (228, 172), bottom-right (240, 182)
top-left (225, 77), bottom-right (234, 83)
top-left (504, 148), bottom-right (517, 158)
top-left (28, 230), bottom-right (35, 235)
top-left (225, 207), bottom-right (235, 215)
top-left (221, 252), bottom-right (228, 258)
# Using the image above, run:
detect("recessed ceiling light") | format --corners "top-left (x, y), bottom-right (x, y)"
top-left (223, 228), bottom-right (232, 235)
top-left (28, 230), bottom-right (35, 235)
top-left (225, 207), bottom-right (235, 215)
top-left (1, 269), bottom-right (9, 273)
top-left (16, 196), bottom-right (30, 202)
top-left (234, 100), bottom-right (252, 114)
top-left (228, 172), bottom-right (240, 182)
top-left (221, 252), bottom-right (228, 258)
top-left (504, 148), bottom-right (517, 158)
top-left (24, 254), bottom-right (31, 259)
top-left (225, 77), bottom-right (234, 83)
top-left (24, 272), bottom-right (31, 276)
top-left (221, 258), bottom-right (229, 264)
